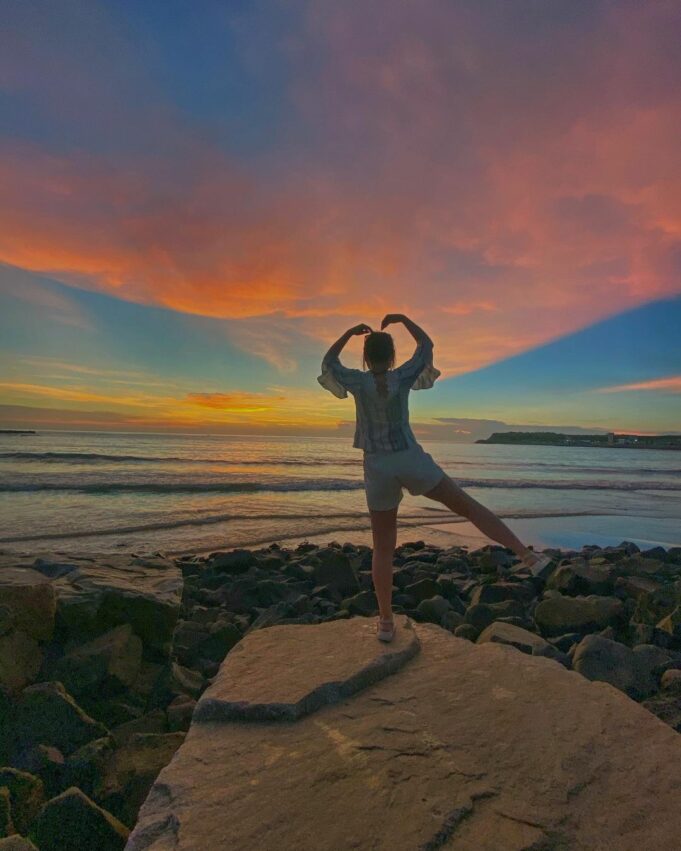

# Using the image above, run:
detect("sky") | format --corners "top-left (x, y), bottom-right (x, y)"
top-left (0, 0), bottom-right (679, 438)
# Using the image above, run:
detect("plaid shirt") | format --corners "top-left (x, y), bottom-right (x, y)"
top-left (317, 339), bottom-right (441, 452)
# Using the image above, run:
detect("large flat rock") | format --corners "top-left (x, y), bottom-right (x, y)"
top-left (0, 553), bottom-right (183, 658)
top-left (194, 613), bottom-right (419, 722)
top-left (127, 617), bottom-right (681, 851)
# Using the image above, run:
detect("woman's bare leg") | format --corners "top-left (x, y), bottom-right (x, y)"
top-left (424, 474), bottom-right (532, 560)
top-left (369, 506), bottom-right (398, 620)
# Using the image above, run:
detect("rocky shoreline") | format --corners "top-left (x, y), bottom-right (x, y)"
top-left (1, 539), bottom-right (680, 849)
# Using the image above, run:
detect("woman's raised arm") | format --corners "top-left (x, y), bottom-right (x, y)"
top-left (380, 314), bottom-right (433, 347)
top-left (322, 324), bottom-right (372, 365)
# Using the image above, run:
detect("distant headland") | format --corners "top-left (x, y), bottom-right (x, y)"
top-left (0, 429), bottom-right (36, 435)
top-left (476, 431), bottom-right (681, 450)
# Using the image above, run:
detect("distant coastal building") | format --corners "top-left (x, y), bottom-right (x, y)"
top-left (607, 432), bottom-right (615, 446)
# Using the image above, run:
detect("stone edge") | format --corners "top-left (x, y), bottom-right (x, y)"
top-left (193, 616), bottom-right (421, 723)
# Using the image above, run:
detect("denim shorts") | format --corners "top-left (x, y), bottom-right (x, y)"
top-left (362, 443), bottom-right (446, 511)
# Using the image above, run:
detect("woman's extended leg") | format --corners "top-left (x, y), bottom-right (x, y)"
top-left (369, 506), bottom-right (398, 620)
top-left (424, 474), bottom-right (532, 560)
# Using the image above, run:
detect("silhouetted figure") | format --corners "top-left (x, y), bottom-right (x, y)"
top-left (318, 314), bottom-right (552, 641)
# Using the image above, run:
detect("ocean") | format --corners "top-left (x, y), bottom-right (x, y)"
top-left (0, 431), bottom-right (679, 555)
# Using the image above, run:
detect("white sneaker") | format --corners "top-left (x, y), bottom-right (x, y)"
top-left (376, 617), bottom-right (396, 642)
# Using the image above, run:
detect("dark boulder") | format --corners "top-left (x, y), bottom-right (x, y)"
top-left (633, 581), bottom-right (681, 625)
top-left (534, 594), bottom-right (624, 637)
top-left (193, 620), bottom-right (242, 664)
top-left (0, 768), bottom-right (43, 834)
top-left (572, 635), bottom-right (670, 700)
top-left (98, 733), bottom-right (185, 828)
top-left (30, 787), bottom-right (128, 851)
top-left (9, 682), bottom-right (106, 758)
top-left (61, 737), bottom-right (114, 800)
top-left (477, 622), bottom-right (551, 656)
top-left (208, 549), bottom-right (258, 574)
top-left (453, 624), bottom-right (479, 641)
top-left (415, 596), bottom-right (451, 624)
top-left (166, 695), bottom-right (196, 732)
top-left (464, 599), bottom-right (526, 632)
top-left (0, 789), bottom-right (13, 838)
top-left (546, 560), bottom-right (613, 596)
top-left (312, 549), bottom-right (360, 596)
top-left (52, 624), bottom-right (142, 697)
top-left (403, 578), bottom-right (440, 602)
top-left (642, 692), bottom-right (681, 732)
top-left (110, 711), bottom-right (168, 747)
top-left (9, 745), bottom-right (63, 799)
top-left (469, 582), bottom-right (534, 606)
top-left (340, 591), bottom-right (377, 617)
top-left (550, 632), bottom-right (582, 653)
top-left (441, 611), bottom-right (464, 632)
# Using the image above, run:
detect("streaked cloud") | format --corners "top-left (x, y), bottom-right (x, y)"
top-left (1, 2), bottom-right (680, 432)
top-left (0, 265), bottom-right (94, 330)
top-left (20, 357), bottom-right (155, 380)
top-left (0, 375), bottom-right (341, 429)
top-left (598, 376), bottom-right (681, 394)
top-left (0, 381), bottom-right (173, 409)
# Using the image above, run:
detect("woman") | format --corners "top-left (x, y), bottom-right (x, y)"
top-left (318, 313), bottom-right (553, 642)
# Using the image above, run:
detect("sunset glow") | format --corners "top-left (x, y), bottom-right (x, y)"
top-left (1, 1), bottom-right (679, 434)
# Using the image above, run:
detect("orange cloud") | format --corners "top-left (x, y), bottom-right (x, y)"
top-left (0, 377), bottom-right (346, 429)
top-left (0, 1), bottom-right (680, 380)
top-left (186, 391), bottom-right (282, 412)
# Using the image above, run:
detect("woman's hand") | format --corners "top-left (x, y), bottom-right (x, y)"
top-left (322, 324), bottom-right (371, 365)
top-left (382, 313), bottom-right (432, 345)
top-left (380, 314), bottom-right (406, 329)
top-left (349, 323), bottom-right (372, 336)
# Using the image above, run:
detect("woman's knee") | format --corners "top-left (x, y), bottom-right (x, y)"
top-left (370, 506), bottom-right (397, 527)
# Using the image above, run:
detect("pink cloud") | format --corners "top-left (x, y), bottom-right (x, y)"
top-left (0, 1), bottom-right (680, 377)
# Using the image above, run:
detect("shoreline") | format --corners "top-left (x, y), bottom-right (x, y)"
top-left (3, 508), bottom-right (677, 559)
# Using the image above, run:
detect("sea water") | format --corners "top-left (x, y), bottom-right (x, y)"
top-left (0, 431), bottom-right (679, 554)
